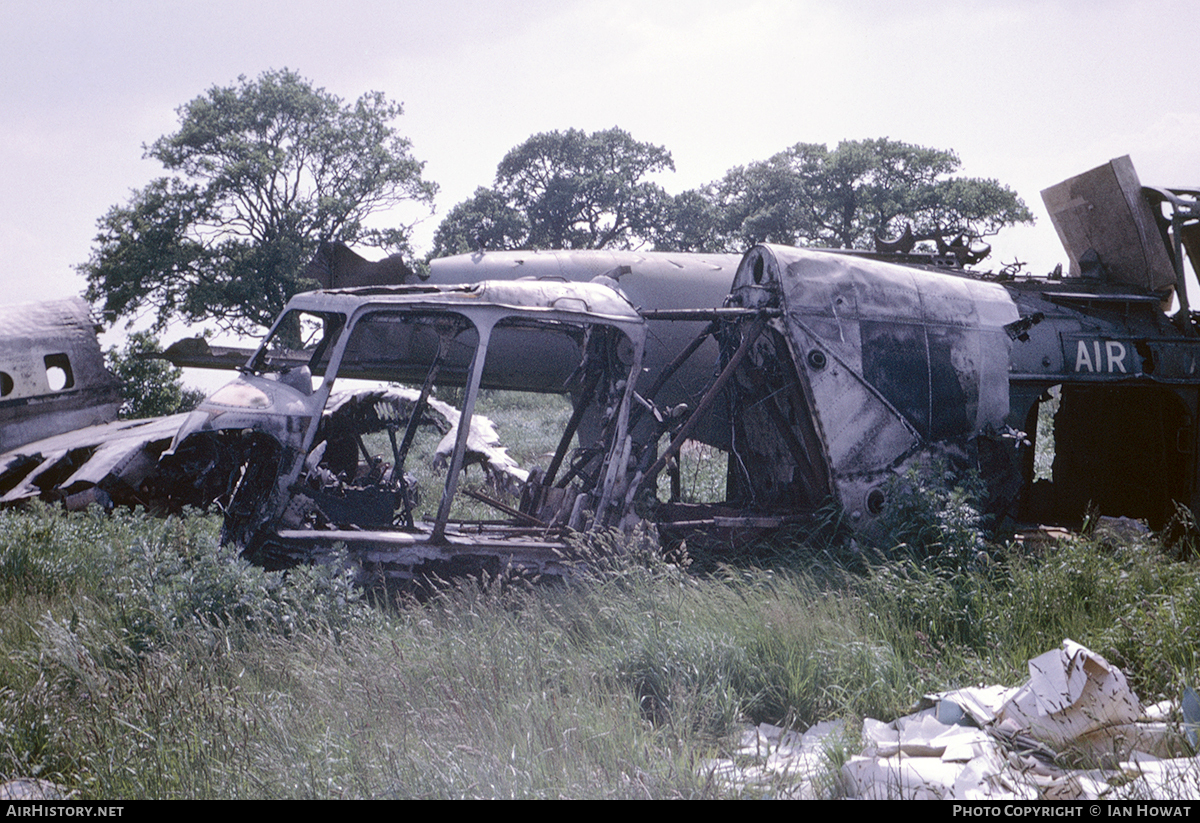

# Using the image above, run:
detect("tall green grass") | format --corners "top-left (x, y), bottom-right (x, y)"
top-left (1, 461), bottom-right (1199, 797)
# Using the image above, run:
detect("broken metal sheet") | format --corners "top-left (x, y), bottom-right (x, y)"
top-left (847, 707), bottom-right (1036, 800)
top-left (923, 642), bottom-right (1146, 753)
top-left (0, 414), bottom-right (189, 506)
top-left (842, 744), bottom-right (1026, 801)
top-left (322, 385), bottom-right (528, 493)
top-left (1042, 155), bottom-right (1177, 294)
top-left (430, 410), bottom-right (528, 494)
top-left (1109, 752), bottom-right (1200, 799)
top-left (993, 638), bottom-right (1141, 750)
top-left (305, 241), bottom-right (415, 289)
top-left (929, 684), bottom-right (1018, 727)
top-left (844, 640), bottom-right (1189, 799)
top-left (701, 721), bottom-right (847, 800)
top-left (861, 710), bottom-right (995, 760)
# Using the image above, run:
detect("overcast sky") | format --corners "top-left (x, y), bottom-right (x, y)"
top-left (3, 0), bottom-right (1198, 352)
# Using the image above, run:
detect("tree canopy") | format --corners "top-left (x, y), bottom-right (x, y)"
top-left (81, 69), bottom-right (437, 335)
top-left (432, 135), bottom-right (1032, 259)
top-left (685, 138), bottom-right (1033, 252)
top-left (431, 128), bottom-right (674, 256)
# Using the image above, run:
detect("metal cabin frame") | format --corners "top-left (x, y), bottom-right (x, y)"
top-left (164, 280), bottom-right (647, 579)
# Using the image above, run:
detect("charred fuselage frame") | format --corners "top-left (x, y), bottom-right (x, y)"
top-left (161, 280), bottom-right (647, 578)
top-left (689, 242), bottom-right (1200, 534)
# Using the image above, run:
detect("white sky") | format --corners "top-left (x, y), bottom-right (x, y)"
top-left (3, 0), bottom-right (1199, 372)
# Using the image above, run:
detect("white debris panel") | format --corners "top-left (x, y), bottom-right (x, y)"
top-left (322, 386), bottom-right (527, 490)
top-left (707, 640), bottom-right (1200, 800)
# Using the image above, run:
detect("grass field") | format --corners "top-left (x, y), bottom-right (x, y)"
top-left (1, 487), bottom-right (1198, 797)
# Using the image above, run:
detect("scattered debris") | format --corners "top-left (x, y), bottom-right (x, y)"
top-left (707, 640), bottom-right (1200, 800)
top-left (702, 720), bottom-right (848, 799)
top-left (0, 414), bottom-right (189, 509)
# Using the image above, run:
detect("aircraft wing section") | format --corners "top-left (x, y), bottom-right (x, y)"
top-left (0, 414), bottom-right (189, 509)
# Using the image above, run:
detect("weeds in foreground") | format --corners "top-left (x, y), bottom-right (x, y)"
top-left (1, 467), bottom-right (1199, 798)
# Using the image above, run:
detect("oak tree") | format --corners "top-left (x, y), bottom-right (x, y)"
top-left (690, 138), bottom-right (1033, 252)
top-left (431, 128), bottom-right (674, 256)
top-left (81, 69), bottom-right (437, 335)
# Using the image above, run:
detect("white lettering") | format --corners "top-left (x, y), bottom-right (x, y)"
top-left (1075, 340), bottom-right (1094, 372)
top-left (1106, 340), bottom-right (1128, 373)
top-left (1075, 339), bottom-right (1133, 373)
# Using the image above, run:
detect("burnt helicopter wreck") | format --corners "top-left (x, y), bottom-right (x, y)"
top-left (157, 279), bottom-right (649, 577)
top-left (2, 156), bottom-right (1199, 573)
